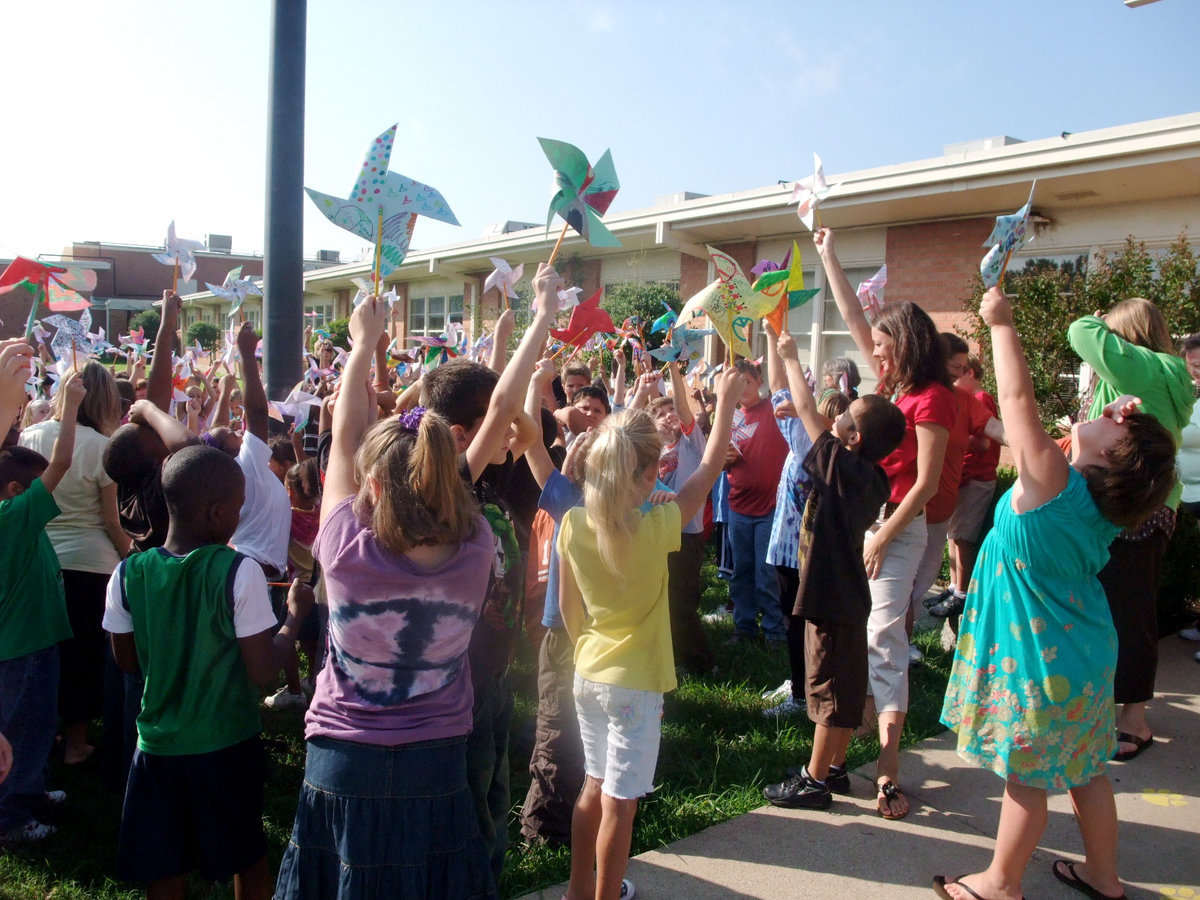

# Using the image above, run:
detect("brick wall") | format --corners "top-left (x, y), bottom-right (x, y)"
top-left (885, 218), bottom-right (990, 335)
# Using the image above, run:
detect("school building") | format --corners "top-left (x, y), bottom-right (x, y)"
top-left (186, 112), bottom-right (1198, 376)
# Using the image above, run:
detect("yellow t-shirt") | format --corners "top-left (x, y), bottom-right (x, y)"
top-left (558, 502), bottom-right (681, 693)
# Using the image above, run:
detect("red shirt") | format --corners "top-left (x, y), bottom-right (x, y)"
top-left (726, 396), bottom-right (789, 517)
top-left (961, 390), bottom-right (1001, 484)
top-left (879, 382), bottom-right (957, 509)
top-left (927, 388), bottom-right (995, 523)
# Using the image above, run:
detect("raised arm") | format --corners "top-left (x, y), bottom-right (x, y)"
top-left (236, 323), bottom-right (268, 442)
top-left (813, 228), bottom-right (877, 378)
top-left (667, 360), bottom-right (694, 432)
top-left (674, 368), bottom-right (741, 523)
top-left (322, 299), bottom-right (387, 525)
top-left (982, 286), bottom-right (1068, 507)
top-left (1067, 313), bottom-right (1161, 396)
top-left (128, 399), bottom-right (197, 453)
top-left (774, 326), bottom-right (831, 443)
top-left (146, 291), bottom-right (181, 411)
top-left (523, 359), bottom-right (559, 488)
top-left (213, 373), bottom-right (235, 428)
top-left (764, 323), bottom-right (788, 395)
top-left (488, 307), bottom-right (516, 374)
top-left (610, 348), bottom-right (627, 408)
top-left (42, 371), bottom-right (84, 493)
top-left (0, 340), bottom-right (34, 430)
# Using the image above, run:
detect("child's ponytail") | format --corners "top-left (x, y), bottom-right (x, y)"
top-left (582, 409), bottom-right (663, 574)
top-left (354, 408), bottom-right (478, 555)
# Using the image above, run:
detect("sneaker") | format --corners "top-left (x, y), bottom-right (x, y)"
top-left (3, 819), bottom-right (57, 842)
top-left (923, 587), bottom-right (954, 609)
top-left (784, 764), bottom-right (851, 795)
top-left (761, 679), bottom-right (792, 702)
top-left (928, 593), bottom-right (966, 619)
top-left (263, 687), bottom-right (308, 710)
top-left (701, 607), bottom-right (733, 624)
top-left (42, 790), bottom-right (67, 806)
top-left (620, 878), bottom-right (635, 899)
top-left (762, 696), bottom-right (805, 718)
top-left (1179, 626), bottom-right (1200, 641)
top-left (908, 643), bottom-right (924, 665)
top-left (763, 767), bottom-right (832, 810)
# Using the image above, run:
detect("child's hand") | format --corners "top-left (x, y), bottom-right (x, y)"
top-left (286, 579), bottom-right (315, 622)
top-left (774, 399), bottom-right (797, 419)
top-left (980, 286), bottom-right (1012, 328)
top-left (714, 367), bottom-right (741, 404)
top-left (646, 489), bottom-right (676, 506)
top-left (161, 290), bottom-right (182, 321)
top-left (495, 307), bottom-right (516, 338)
top-left (60, 370), bottom-right (86, 410)
top-left (348, 296), bottom-right (387, 346)
top-left (776, 330), bottom-right (798, 361)
top-left (127, 399), bottom-right (155, 426)
top-left (532, 263), bottom-right (565, 316)
top-left (613, 347), bottom-right (625, 370)
top-left (0, 340), bottom-right (33, 409)
top-left (1101, 394), bottom-right (1143, 424)
top-left (812, 226), bottom-right (835, 258)
top-left (219, 373), bottom-right (237, 393)
top-left (235, 322), bottom-right (259, 361)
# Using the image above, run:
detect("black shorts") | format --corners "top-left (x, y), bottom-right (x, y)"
top-left (117, 735), bottom-right (267, 884)
top-left (804, 619), bottom-right (869, 729)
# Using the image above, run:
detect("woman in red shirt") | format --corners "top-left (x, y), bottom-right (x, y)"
top-left (815, 228), bottom-right (954, 820)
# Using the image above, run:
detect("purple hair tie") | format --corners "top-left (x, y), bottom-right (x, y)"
top-left (398, 406), bottom-right (427, 433)
top-left (200, 431), bottom-right (222, 449)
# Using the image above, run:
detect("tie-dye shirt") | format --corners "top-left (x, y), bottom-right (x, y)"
top-left (305, 497), bottom-right (494, 746)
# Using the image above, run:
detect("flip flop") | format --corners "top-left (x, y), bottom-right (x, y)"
top-left (932, 875), bottom-right (1026, 900)
top-left (1051, 859), bottom-right (1127, 900)
top-left (1112, 731), bottom-right (1153, 762)
top-left (877, 780), bottom-right (910, 819)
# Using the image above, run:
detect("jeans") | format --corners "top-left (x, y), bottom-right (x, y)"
top-left (465, 668), bottom-right (513, 888)
top-left (728, 509), bottom-right (785, 641)
top-left (0, 646), bottom-right (59, 831)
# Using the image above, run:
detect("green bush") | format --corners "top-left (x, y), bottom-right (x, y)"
top-left (128, 309), bottom-right (160, 339)
top-left (326, 317), bottom-right (351, 350)
top-left (184, 321), bottom-right (221, 351)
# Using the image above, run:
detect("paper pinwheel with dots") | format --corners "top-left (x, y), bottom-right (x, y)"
top-left (305, 124), bottom-right (460, 279)
top-left (153, 221), bottom-right (205, 286)
top-left (980, 182), bottom-right (1037, 288)
top-left (679, 247), bottom-right (778, 359)
top-left (43, 310), bottom-right (96, 361)
top-left (856, 265), bottom-right (887, 323)
top-left (549, 289), bottom-right (615, 348)
top-left (791, 154), bottom-right (841, 231)
top-left (205, 266), bottom-right (263, 318)
top-left (539, 138), bottom-right (621, 248)
top-left (750, 242), bottom-right (820, 334)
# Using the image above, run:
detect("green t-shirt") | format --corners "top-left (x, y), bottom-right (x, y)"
top-left (0, 478), bottom-right (70, 662)
top-left (115, 545), bottom-right (263, 756)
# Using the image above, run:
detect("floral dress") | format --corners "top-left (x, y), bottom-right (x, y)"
top-left (941, 468), bottom-right (1121, 790)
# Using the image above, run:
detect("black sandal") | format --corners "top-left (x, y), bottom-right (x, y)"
top-left (877, 780), bottom-right (909, 819)
top-left (932, 875), bottom-right (1025, 900)
top-left (1052, 859), bottom-right (1127, 900)
top-left (1112, 732), bottom-right (1153, 762)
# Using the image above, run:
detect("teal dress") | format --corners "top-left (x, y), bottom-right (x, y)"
top-left (941, 468), bottom-right (1121, 790)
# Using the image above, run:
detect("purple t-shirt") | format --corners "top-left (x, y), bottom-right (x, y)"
top-left (305, 497), bottom-right (494, 746)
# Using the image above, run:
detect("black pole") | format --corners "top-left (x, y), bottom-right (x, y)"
top-left (263, 0), bottom-right (306, 400)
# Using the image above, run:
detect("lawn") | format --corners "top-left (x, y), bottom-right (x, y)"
top-left (0, 551), bottom-right (953, 900)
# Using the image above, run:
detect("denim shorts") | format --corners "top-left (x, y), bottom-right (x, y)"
top-left (573, 675), bottom-right (664, 800)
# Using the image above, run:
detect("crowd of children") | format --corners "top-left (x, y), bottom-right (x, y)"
top-left (0, 225), bottom-right (1191, 900)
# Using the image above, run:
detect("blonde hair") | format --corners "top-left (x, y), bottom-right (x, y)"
top-left (581, 409), bottom-right (663, 574)
top-left (53, 361), bottom-right (121, 436)
top-left (352, 410), bottom-right (478, 555)
top-left (1106, 298), bottom-right (1173, 355)
top-left (21, 399), bottom-right (51, 430)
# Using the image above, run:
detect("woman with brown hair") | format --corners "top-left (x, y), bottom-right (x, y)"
top-left (815, 228), bottom-right (956, 819)
top-left (19, 361), bottom-right (130, 765)
top-left (1067, 298), bottom-right (1194, 762)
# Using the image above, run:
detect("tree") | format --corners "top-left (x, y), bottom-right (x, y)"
top-left (958, 234), bottom-right (1200, 429)
top-left (185, 321), bottom-right (221, 351)
top-left (326, 317), bottom-right (351, 350)
top-left (129, 309), bottom-right (160, 339)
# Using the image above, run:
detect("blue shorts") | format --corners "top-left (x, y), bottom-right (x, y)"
top-left (117, 735), bottom-right (267, 884)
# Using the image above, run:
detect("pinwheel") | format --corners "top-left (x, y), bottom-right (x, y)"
top-left (205, 266), bottom-right (263, 319)
top-left (791, 153), bottom-right (841, 231)
top-left (980, 182), bottom-right (1037, 288)
top-left (549, 289), bottom-right (615, 350)
top-left (650, 309), bottom-right (678, 335)
top-left (44, 310), bottom-right (95, 366)
top-left (539, 137), bottom-right (621, 263)
top-left (269, 389), bottom-right (321, 430)
top-left (856, 265), bottom-right (887, 323)
top-left (649, 324), bottom-right (715, 373)
top-left (471, 332), bottom-right (494, 362)
top-left (485, 257), bottom-right (523, 310)
top-left (408, 323), bottom-right (464, 368)
top-left (306, 124), bottom-right (459, 293)
top-left (152, 221), bottom-right (205, 291)
top-left (0, 257), bottom-right (99, 340)
top-left (751, 242), bottom-right (820, 334)
top-left (679, 246), bottom-right (779, 361)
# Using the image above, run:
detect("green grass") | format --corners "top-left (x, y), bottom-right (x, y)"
top-left (1, 552), bottom-right (953, 900)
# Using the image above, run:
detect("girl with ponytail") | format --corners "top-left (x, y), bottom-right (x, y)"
top-left (558, 368), bottom-right (742, 900)
top-left (276, 298), bottom-right (497, 900)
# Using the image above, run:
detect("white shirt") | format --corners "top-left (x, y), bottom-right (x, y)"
top-left (230, 432), bottom-right (291, 576)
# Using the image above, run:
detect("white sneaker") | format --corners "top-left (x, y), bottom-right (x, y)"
top-left (1179, 626), bottom-right (1200, 641)
top-left (263, 687), bottom-right (308, 710)
top-left (620, 879), bottom-right (635, 899)
top-left (761, 679), bottom-right (792, 702)
top-left (701, 607), bottom-right (732, 624)
top-left (763, 696), bottom-right (805, 718)
top-left (4, 819), bottom-right (57, 842)
top-left (908, 643), bottom-right (924, 664)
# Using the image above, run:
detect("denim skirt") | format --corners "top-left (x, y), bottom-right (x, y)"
top-left (274, 734), bottom-right (496, 900)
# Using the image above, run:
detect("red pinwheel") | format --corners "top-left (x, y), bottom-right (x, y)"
top-left (549, 289), bottom-right (615, 348)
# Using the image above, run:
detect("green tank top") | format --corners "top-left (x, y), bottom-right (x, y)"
top-left (119, 545), bottom-right (262, 756)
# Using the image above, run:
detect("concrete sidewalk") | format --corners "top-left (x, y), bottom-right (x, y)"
top-left (519, 635), bottom-right (1199, 899)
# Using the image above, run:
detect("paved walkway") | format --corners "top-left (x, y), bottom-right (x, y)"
top-left (519, 635), bottom-right (1200, 899)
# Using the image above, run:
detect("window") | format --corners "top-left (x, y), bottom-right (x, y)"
top-left (409, 294), bottom-right (463, 337)
top-left (303, 303), bottom-right (334, 327)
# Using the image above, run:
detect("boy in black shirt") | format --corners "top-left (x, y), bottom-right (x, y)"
top-left (763, 328), bottom-right (906, 810)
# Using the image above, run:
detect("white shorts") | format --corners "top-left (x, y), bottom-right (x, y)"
top-left (865, 513), bottom-right (927, 714)
top-left (573, 675), bottom-right (664, 800)
top-left (947, 479), bottom-right (997, 542)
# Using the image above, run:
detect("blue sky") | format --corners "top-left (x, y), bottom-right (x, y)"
top-left (1, 0), bottom-right (1197, 265)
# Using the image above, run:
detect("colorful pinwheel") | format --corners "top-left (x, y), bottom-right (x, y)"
top-left (751, 242), bottom-right (820, 334)
top-left (205, 266), bottom-right (263, 318)
top-left (539, 137), bottom-right (621, 261)
top-left (549, 289), bottom-right (615, 348)
top-left (981, 182), bottom-right (1037, 288)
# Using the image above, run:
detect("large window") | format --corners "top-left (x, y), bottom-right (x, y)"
top-left (304, 302), bottom-right (334, 327)
top-left (409, 294), bottom-right (463, 337)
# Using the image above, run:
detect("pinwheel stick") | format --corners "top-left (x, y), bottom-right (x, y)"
top-left (548, 340), bottom-right (574, 363)
top-left (996, 249), bottom-right (1014, 289)
top-left (372, 208), bottom-right (384, 296)
top-left (547, 222), bottom-right (570, 267)
top-left (171, 260), bottom-right (178, 295)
